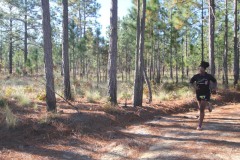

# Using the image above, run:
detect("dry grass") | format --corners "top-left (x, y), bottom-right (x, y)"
top-left (102, 102), bottom-right (119, 113)
top-left (4, 105), bottom-right (17, 128)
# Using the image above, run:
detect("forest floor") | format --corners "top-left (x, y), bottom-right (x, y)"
top-left (0, 76), bottom-right (240, 160)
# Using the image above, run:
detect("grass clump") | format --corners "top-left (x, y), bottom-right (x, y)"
top-left (4, 105), bottom-right (17, 128)
top-left (85, 91), bottom-right (101, 103)
top-left (154, 83), bottom-right (193, 101)
top-left (0, 95), bottom-right (7, 107)
top-left (36, 92), bottom-right (46, 101)
top-left (102, 102), bottom-right (119, 113)
top-left (23, 86), bottom-right (35, 93)
top-left (5, 87), bottom-right (16, 97)
top-left (38, 112), bottom-right (59, 124)
top-left (14, 94), bottom-right (31, 107)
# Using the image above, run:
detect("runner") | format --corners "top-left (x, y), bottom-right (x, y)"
top-left (190, 61), bottom-right (217, 130)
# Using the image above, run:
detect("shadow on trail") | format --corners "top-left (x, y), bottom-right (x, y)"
top-left (119, 131), bottom-right (240, 148)
top-left (1, 145), bottom-right (92, 160)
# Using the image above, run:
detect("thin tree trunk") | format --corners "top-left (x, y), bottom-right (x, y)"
top-left (209, 0), bottom-right (215, 76)
top-left (0, 40), bottom-right (2, 72)
top-left (233, 0), bottom-right (239, 86)
top-left (133, 0), bottom-right (147, 107)
top-left (24, 0), bottom-right (28, 65)
top-left (83, 0), bottom-right (86, 37)
top-left (62, 0), bottom-right (72, 100)
top-left (201, 0), bottom-right (204, 61)
top-left (156, 37), bottom-right (161, 83)
top-left (139, 0), bottom-right (149, 103)
top-left (108, 0), bottom-right (118, 105)
top-left (181, 39), bottom-right (184, 82)
top-left (223, 0), bottom-right (228, 88)
top-left (9, 17), bottom-right (13, 74)
top-left (133, 0), bottom-right (141, 107)
top-left (176, 47), bottom-right (178, 84)
top-left (143, 67), bottom-right (152, 103)
top-left (41, 0), bottom-right (57, 111)
top-left (97, 44), bottom-right (100, 88)
top-left (170, 10), bottom-right (173, 79)
top-left (186, 31), bottom-right (189, 77)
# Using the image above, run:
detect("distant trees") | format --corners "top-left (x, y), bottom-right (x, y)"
top-left (0, 0), bottom-right (240, 109)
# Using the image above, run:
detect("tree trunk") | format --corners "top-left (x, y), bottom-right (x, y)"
top-left (24, 0), bottom-right (28, 65)
top-left (97, 43), bottom-right (100, 88)
top-left (139, 0), bottom-right (148, 103)
top-left (0, 40), bottom-right (2, 72)
top-left (156, 37), bottom-right (161, 83)
top-left (143, 67), bottom-right (152, 103)
top-left (181, 39), bottom-right (184, 82)
top-left (83, 0), bottom-right (86, 37)
top-left (133, 0), bottom-right (147, 107)
top-left (133, 0), bottom-right (141, 107)
top-left (186, 32), bottom-right (189, 77)
top-left (176, 47), bottom-right (178, 84)
top-left (9, 18), bottom-right (13, 74)
top-left (208, 0), bottom-right (215, 76)
top-left (201, 0), bottom-right (204, 61)
top-left (62, 0), bottom-right (72, 100)
top-left (107, 0), bottom-right (118, 105)
top-left (233, 0), bottom-right (239, 86)
top-left (170, 10), bottom-right (173, 79)
top-left (41, 0), bottom-right (57, 112)
top-left (223, 0), bottom-right (228, 88)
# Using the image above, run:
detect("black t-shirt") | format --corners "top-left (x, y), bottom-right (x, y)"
top-left (190, 73), bottom-right (217, 94)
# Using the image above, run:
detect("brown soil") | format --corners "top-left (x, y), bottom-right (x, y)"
top-left (0, 90), bottom-right (240, 159)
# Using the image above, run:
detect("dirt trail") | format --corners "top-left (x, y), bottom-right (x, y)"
top-left (100, 104), bottom-right (240, 160)
top-left (1, 103), bottom-right (239, 160)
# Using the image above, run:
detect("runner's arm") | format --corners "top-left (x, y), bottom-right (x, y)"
top-left (190, 75), bottom-right (198, 91)
top-left (209, 75), bottom-right (217, 93)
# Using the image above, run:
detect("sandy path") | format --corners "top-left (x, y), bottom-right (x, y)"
top-left (101, 104), bottom-right (240, 160)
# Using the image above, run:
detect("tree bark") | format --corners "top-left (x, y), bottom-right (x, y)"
top-left (170, 10), bottom-right (173, 79)
top-left (62, 0), bottom-right (72, 100)
top-left (24, 0), bottom-right (28, 65)
top-left (107, 0), bottom-right (118, 105)
top-left (156, 37), bottom-right (161, 83)
top-left (41, 0), bottom-right (57, 112)
top-left (201, 0), bottom-right (204, 61)
top-left (9, 17), bottom-right (13, 74)
top-left (186, 31), bottom-right (189, 77)
top-left (133, 0), bottom-right (147, 107)
top-left (133, 0), bottom-right (141, 107)
top-left (181, 38), bottom-right (184, 82)
top-left (208, 0), bottom-right (215, 76)
top-left (233, 0), bottom-right (239, 86)
top-left (223, 0), bottom-right (228, 88)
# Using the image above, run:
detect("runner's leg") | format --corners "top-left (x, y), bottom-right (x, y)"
top-left (198, 100), bottom-right (206, 128)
